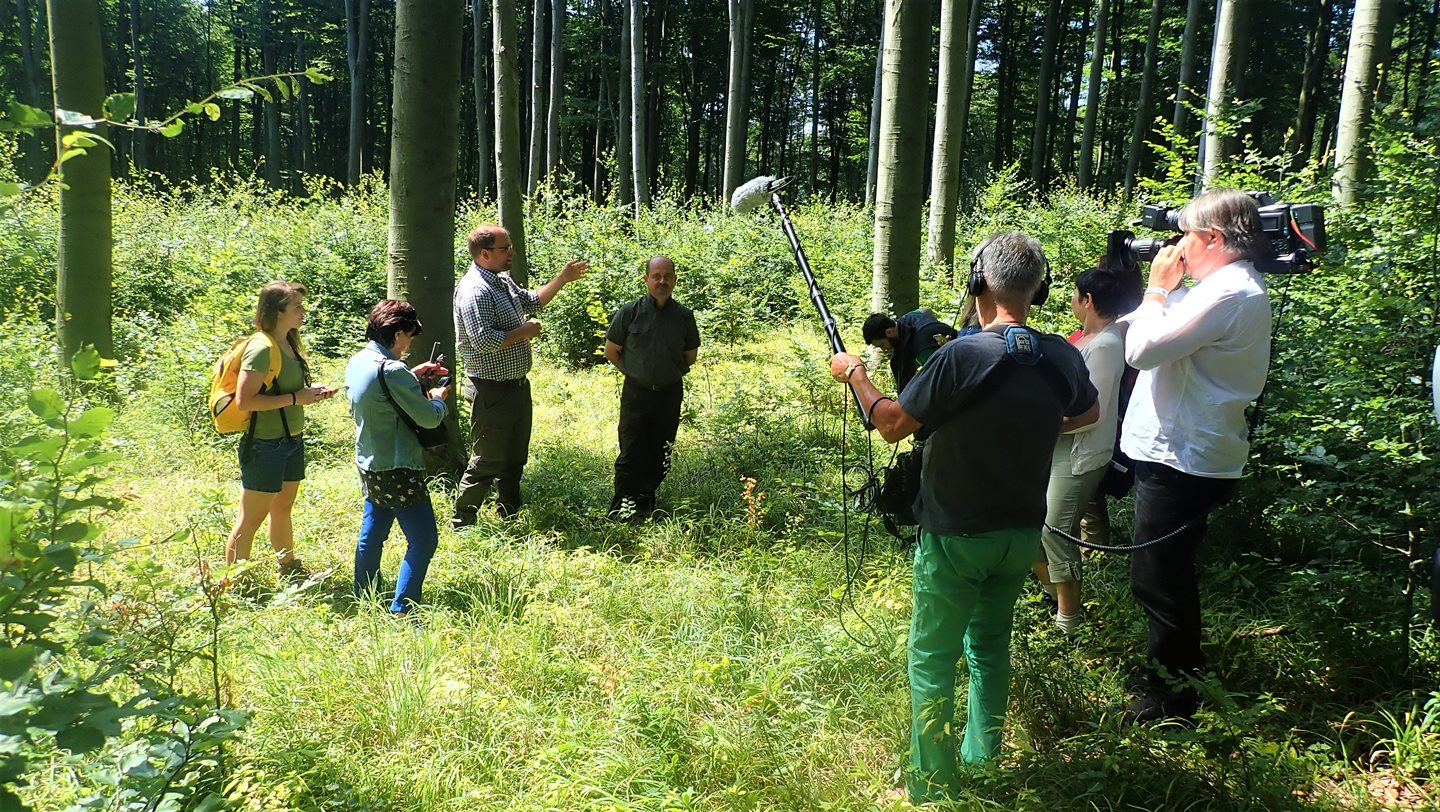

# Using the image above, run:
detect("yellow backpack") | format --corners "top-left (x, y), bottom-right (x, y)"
top-left (208, 332), bottom-right (283, 434)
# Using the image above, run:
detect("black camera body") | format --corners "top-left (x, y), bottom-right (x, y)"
top-left (1111, 193), bottom-right (1326, 274)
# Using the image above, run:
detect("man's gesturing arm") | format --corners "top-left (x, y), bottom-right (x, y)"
top-left (828, 353), bottom-right (922, 443)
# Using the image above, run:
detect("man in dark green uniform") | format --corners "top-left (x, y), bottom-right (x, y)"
top-left (603, 256), bottom-right (701, 519)
top-left (863, 309), bottom-right (961, 393)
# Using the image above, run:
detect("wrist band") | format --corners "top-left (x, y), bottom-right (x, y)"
top-left (291, 392), bottom-right (297, 406)
top-left (1144, 286), bottom-right (1169, 299)
top-left (844, 362), bottom-right (862, 380)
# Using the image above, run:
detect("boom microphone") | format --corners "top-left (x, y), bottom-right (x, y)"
top-left (730, 175), bottom-right (794, 214)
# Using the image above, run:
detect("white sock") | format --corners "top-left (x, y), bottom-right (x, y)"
top-left (1056, 610), bottom-right (1083, 635)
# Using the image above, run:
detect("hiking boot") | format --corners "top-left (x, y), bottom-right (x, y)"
top-left (278, 558), bottom-right (311, 584)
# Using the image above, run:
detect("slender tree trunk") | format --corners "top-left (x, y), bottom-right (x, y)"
top-left (1201, 0), bottom-right (1244, 186)
top-left (261, 0), bottom-right (281, 186)
top-left (616, 0), bottom-right (633, 205)
top-left (472, 0), bottom-right (492, 198)
top-left (808, 0), bottom-right (821, 191)
top-left (628, 0), bottom-right (649, 209)
top-left (527, 0), bottom-right (544, 193)
top-left (1172, 0), bottom-right (1203, 137)
top-left (388, 0), bottom-right (465, 469)
top-left (47, 0), bottom-right (112, 360)
top-left (1414, 0), bottom-right (1439, 122)
top-left (955, 0), bottom-right (982, 207)
top-left (494, 0), bottom-right (529, 280)
top-left (1078, 0), bottom-right (1108, 187)
top-left (1123, 0), bottom-right (1163, 198)
top-left (872, 0), bottom-right (932, 317)
top-left (229, 1), bottom-right (242, 170)
top-left (345, 0), bottom-right (369, 184)
top-left (864, 19), bottom-right (883, 206)
top-left (594, 33), bottom-right (608, 200)
top-left (927, 0), bottom-right (973, 271)
top-left (1062, 0), bottom-right (1089, 174)
top-left (296, 34), bottom-right (312, 182)
top-left (1333, 0), bottom-right (1399, 203)
top-left (546, 0), bottom-right (564, 178)
top-left (18, 0), bottom-right (42, 105)
top-left (128, 0), bottom-right (146, 173)
top-left (1029, 0), bottom-right (1063, 188)
top-left (1289, 0), bottom-right (1334, 170)
top-left (723, 0), bottom-right (754, 201)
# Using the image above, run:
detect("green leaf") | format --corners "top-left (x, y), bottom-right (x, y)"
top-left (56, 146), bottom-right (88, 164)
top-left (55, 721), bottom-right (106, 754)
top-left (102, 93), bottom-right (136, 121)
top-left (216, 86), bottom-right (253, 101)
top-left (304, 67), bottom-right (331, 84)
top-left (185, 101), bottom-right (204, 115)
top-left (0, 645), bottom-right (38, 681)
top-left (70, 346), bottom-right (102, 380)
top-left (0, 182), bottom-right (21, 197)
top-left (12, 435), bottom-right (63, 462)
top-left (68, 407), bottom-right (114, 439)
top-left (157, 119), bottom-right (184, 138)
top-left (0, 504), bottom-right (12, 562)
top-left (60, 453), bottom-right (123, 476)
top-left (27, 388), bottom-right (64, 421)
top-left (203, 102), bottom-right (221, 121)
top-left (249, 83), bottom-right (274, 103)
top-left (5, 100), bottom-right (52, 127)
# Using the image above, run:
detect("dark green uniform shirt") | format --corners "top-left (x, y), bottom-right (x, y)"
top-left (606, 295), bottom-right (701, 389)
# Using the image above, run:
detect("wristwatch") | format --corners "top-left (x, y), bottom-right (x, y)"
top-left (844, 362), bottom-right (862, 380)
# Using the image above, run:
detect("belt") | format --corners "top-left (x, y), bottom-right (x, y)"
top-left (471, 376), bottom-right (526, 387)
top-left (625, 377), bottom-right (682, 392)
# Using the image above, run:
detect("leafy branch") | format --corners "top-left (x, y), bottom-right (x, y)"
top-left (0, 68), bottom-right (330, 198)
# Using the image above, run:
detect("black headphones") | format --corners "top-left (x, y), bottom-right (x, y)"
top-left (967, 235), bottom-right (1052, 306)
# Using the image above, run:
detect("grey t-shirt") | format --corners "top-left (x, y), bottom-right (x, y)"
top-left (898, 327), bottom-right (1098, 536)
top-left (606, 295), bottom-right (701, 388)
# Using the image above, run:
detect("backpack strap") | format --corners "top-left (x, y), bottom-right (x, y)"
top-left (248, 332), bottom-right (295, 438)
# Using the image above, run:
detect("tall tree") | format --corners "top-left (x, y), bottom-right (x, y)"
top-left (1123, 0), bottom-right (1164, 198)
top-left (926, 0), bottom-right (973, 271)
top-left (1172, 0), bottom-right (1204, 137)
top-left (128, 0), bottom-right (146, 173)
top-left (872, 0), bottom-right (932, 316)
top-left (344, 0), bottom-right (369, 184)
top-left (494, 0), bottom-right (529, 280)
top-left (1029, 0), bottom-right (1064, 188)
top-left (472, 0), bottom-right (492, 197)
top-left (954, 0), bottom-right (982, 207)
top-left (616, 0), bottom-right (633, 205)
top-left (260, 0), bottom-right (281, 186)
top-left (46, 0), bottom-right (112, 360)
top-left (863, 20), bottom-right (883, 206)
top-left (527, 0), bottom-right (544, 193)
top-left (1289, 0), bottom-right (1334, 170)
top-left (628, 0), bottom-right (649, 208)
top-left (545, 0), bottom-right (564, 178)
top-left (1200, 0), bottom-right (1245, 185)
top-left (1078, 0), bottom-right (1109, 187)
top-left (1334, 0), bottom-right (1400, 203)
top-left (722, 0), bottom-right (754, 201)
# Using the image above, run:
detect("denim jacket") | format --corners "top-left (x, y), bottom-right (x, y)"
top-left (345, 341), bottom-right (448, 472)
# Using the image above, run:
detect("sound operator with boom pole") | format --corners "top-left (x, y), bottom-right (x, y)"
top-left (829, 232), bottom-right (1098, 803)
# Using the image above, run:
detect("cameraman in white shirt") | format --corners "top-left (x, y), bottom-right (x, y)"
top-left (1117, 188), bottom-right (1271, 724)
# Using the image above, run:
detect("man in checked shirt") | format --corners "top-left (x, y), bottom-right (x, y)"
top-left (451, 224), bottom-right (589, 527)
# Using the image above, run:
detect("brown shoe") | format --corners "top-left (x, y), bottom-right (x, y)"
top-left (278, 558), bottom-right (311, 584)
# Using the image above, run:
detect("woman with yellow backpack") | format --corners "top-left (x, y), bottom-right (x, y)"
top-left (219, 281), bottom-right (338, 580)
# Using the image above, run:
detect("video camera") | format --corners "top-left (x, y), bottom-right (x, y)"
top-left (1110, 193), bottom-right (1326, 274)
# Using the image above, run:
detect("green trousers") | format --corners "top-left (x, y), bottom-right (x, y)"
top-left (907, 526), bottom-right (1036, 803)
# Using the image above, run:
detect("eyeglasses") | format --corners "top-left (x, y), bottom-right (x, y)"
top-left (410, 320), bottom-right (424, 337)
top-left (486, 243), bottom-right (513, 251)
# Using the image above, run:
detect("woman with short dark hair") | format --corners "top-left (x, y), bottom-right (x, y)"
top-left (225, 281), bottom-right (339, 578)
top-left (344, 300), bottom-right (451, 613)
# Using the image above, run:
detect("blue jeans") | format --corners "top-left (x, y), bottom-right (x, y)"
top-left (354, 499), bottom-right (439, 613)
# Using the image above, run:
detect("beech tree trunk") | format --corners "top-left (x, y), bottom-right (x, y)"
top-left (926, 0), bottom-right (973, 271)
top-left (628, 0), bottom-right (649, 209)
top-left (47, 0), bottom-right (113, 360)
top-left (1289, 0), bottom-right (1333, 170)
top-left (954, 0), bottom-right (983, 207)
top-left (1029, 0), bottom-right (1063, 188)
top-left (872, 0), bottom-right (933, 317)
top-left (1201, 0), bottom-right (1244, 186)
top-left (261, 0), bottom-right (281, 186)
top-left (864, 20), bottom-right (883, 207)
top-left (345, 0), bottom-right (369, 184)
top-left (1078, 0), bottom-right (1108, 187)
top-left (526, 0), bottom-right (544, 193)
top-left (1172, 0), bottom-right (1203, 137)
top-left (722, 0), bottom-right (754, 201)
top-left (493, 0), bottom-right (529, 280)
top-left (472, 0), bottom-right (492, 197)
top-left (546, 0), bottom-right (564, 177)
top-left (18, 0), bottom-right (43, 105)
top-left (1123, 0), bottom-right (1163, 198)
top-left (616, 0), bottom-right (633, 205)
top-left (129, 0), bottom-right (147, 173)
top-left (1333, 0), bottom-right (1400, 203)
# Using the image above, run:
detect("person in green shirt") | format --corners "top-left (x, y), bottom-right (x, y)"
top-left (224, 281), bottom-right (339, 580)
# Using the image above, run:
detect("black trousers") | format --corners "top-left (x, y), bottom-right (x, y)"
top-left (611, 378), bottom-right (683, 514)
top-left (452, 377), bottom-right (531, 524)
top-left (1130, 461), bottom-right (1236, 701)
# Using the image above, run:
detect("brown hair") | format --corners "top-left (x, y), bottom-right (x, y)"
top-left (467, 224), bottom-right (507, 259)
top-left (366, 299), bottom-right (423, 347)
top-left (252, 280), bottom-right (311, 384)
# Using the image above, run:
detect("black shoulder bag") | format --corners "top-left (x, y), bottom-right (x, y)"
top-left (375, 359), bottom-right (450, 449)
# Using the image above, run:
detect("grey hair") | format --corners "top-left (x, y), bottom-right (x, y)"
top-left (1178, 188), bottom-right (1265, 260)
top-left (974, 231), bottom-right (1046, 304)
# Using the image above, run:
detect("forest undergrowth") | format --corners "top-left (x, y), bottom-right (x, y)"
top-left (3, 157), bottom-right (1439, 809)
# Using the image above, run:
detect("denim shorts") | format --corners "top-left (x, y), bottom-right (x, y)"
top-left (239, 435), bottom-right (306, 493)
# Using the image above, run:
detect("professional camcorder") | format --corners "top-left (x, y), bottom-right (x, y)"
top-left (1110, 193), bottom-right (1326, 274)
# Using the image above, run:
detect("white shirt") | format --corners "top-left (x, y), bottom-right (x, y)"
top-left (1118, 260), bottom-right (1271, 478)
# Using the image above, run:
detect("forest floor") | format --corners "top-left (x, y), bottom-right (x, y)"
top-left (28, 329), bottom-right (1440, 811)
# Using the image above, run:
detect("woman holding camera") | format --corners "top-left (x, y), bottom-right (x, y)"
top-left (1033, 264), bottom-right (1138, 634)
top-left (225, 281), bottom-right (338, 577)
top-left (344, 300), bottom-right (451, 613)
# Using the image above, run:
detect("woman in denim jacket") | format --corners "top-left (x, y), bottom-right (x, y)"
top-left (344, 300), bottom-right (451, 613)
